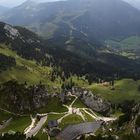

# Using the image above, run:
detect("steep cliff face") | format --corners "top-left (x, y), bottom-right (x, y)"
top-left (111, 102), bottom-right (140, 136)
top-left (132, 104), bottom-right (140, 134)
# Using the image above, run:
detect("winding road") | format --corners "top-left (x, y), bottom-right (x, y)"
top-left (23, 94), bottom-right (116, 138)
top-left (0, 93), bottom-right (117, 138)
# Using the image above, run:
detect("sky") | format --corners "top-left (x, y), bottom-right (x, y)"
top-left (0, 0), bottom-right (61, 7)
top-left (0, 0), bottom-right (140, 9)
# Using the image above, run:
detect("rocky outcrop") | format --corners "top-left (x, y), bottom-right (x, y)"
top-left (71, 87), bottom-right (111, 115)
top-left (0, 81), bottom-right (51, 113)
top-left (4, 24), bottom-right (20, 39)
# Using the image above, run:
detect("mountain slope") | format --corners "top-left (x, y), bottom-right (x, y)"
top-left (71, 0), bottom-right (140, 40)
top-left (1, 0), bottom-right (140, 60)
top-left (0, 22), bottom-right (50, 63)
top-left (0, 5), bottom-right (9, 15)
top-left (0, 22), bottom-right (58, 89)
top-left (0, 21), bottom-right (140, 85)
top-left (1, 0), bottom-right (140, 41)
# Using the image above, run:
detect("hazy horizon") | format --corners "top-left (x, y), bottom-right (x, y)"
top-left (0, 0), bottom-right (140, 9)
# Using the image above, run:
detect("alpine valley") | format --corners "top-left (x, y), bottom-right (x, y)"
top-left (0, 0), bottom-right (140, 140)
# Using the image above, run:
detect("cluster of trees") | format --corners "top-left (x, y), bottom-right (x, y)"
top-left (79, 134), bottom-right (140, 140)
top-left (0, 53), bottom-right (16, 72)
top-left (79, 134), bottom-right (114, 140)
top-left (110, 100), bottom-right (140, 138)
top-left (61, 78), bottom-right (75, 90)
top-left (136, 115), bottom-right (140, 127)
top-left (0, 23), bottom-right (52, 67)
top-left (10, 32), bottom-right (53, 67)
top-left (117, 100), bottom-right (135, 126)
top-left (46, 46), bottom-right (117, 83)
top-left (0, 132), bottom-right (38, 140)
top-left (50, 66), bottom-right (68, 82)
top-left (138, 85), bottom-right (140, 91)
top-left (45, 44), bottom-right (140, 84)
top-left (0, 80), bottom-right (48, 113)
top-left (1, 22), bottom-right (140, 84)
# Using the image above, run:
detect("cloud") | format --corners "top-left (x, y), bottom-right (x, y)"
top-left (0, 0), bottom-right (26, 7)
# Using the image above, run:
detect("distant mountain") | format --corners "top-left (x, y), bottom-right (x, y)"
top-left (0, 5), bottom-right (9, 15)
top-left (1, 21), bottom-right (140, 82)
top-left (1, 0), bottom-right (140, 80)
top-left (70, 0), bottom-right (140, 40)
top-left (1, 0), bottom-right (140, 41)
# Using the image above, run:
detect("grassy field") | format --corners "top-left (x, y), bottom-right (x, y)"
top-left (26, 22), bottom-right (58, 39)
top-left (0, 43), bottom-right (140, 139)
top-left (106, 36), bottom-right (140, 50)
top-left (59, 114), bottom-right (84, 129)
top-left (47, 114), bottom-right (65, 123)
top-left (121, 36), bottom-right (140, 49)
top-left (73, 98), bottom-right (87, 108)
top-left (0, 116), bottom-right (31, 133)
top-left (0, 111), bottom-right (12, 124)
top-left (88, 79), bottom-right (140, 104)
top-left (38, 97), bottom-right (67, 113)
top-left (106, 36), bottom-right (140, 59)
top-left (68, 76), bottom-right (140, 104)
top-left (0, 44), bottom-right (62, 93)
top-left (71, 76), bottom-right (89, 87)
top-left (35, 131), bottom-right (48, 140)
top-left (80, 110), bottom-right (95, 122)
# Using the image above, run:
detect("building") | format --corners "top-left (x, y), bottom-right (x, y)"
top-left (56, 121), bottom-right (102, 140)
top-left (48, 120), bottom-right (58, 129)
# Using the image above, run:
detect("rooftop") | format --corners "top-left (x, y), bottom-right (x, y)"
top-left (56, 121), bottom-right (102, 140)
